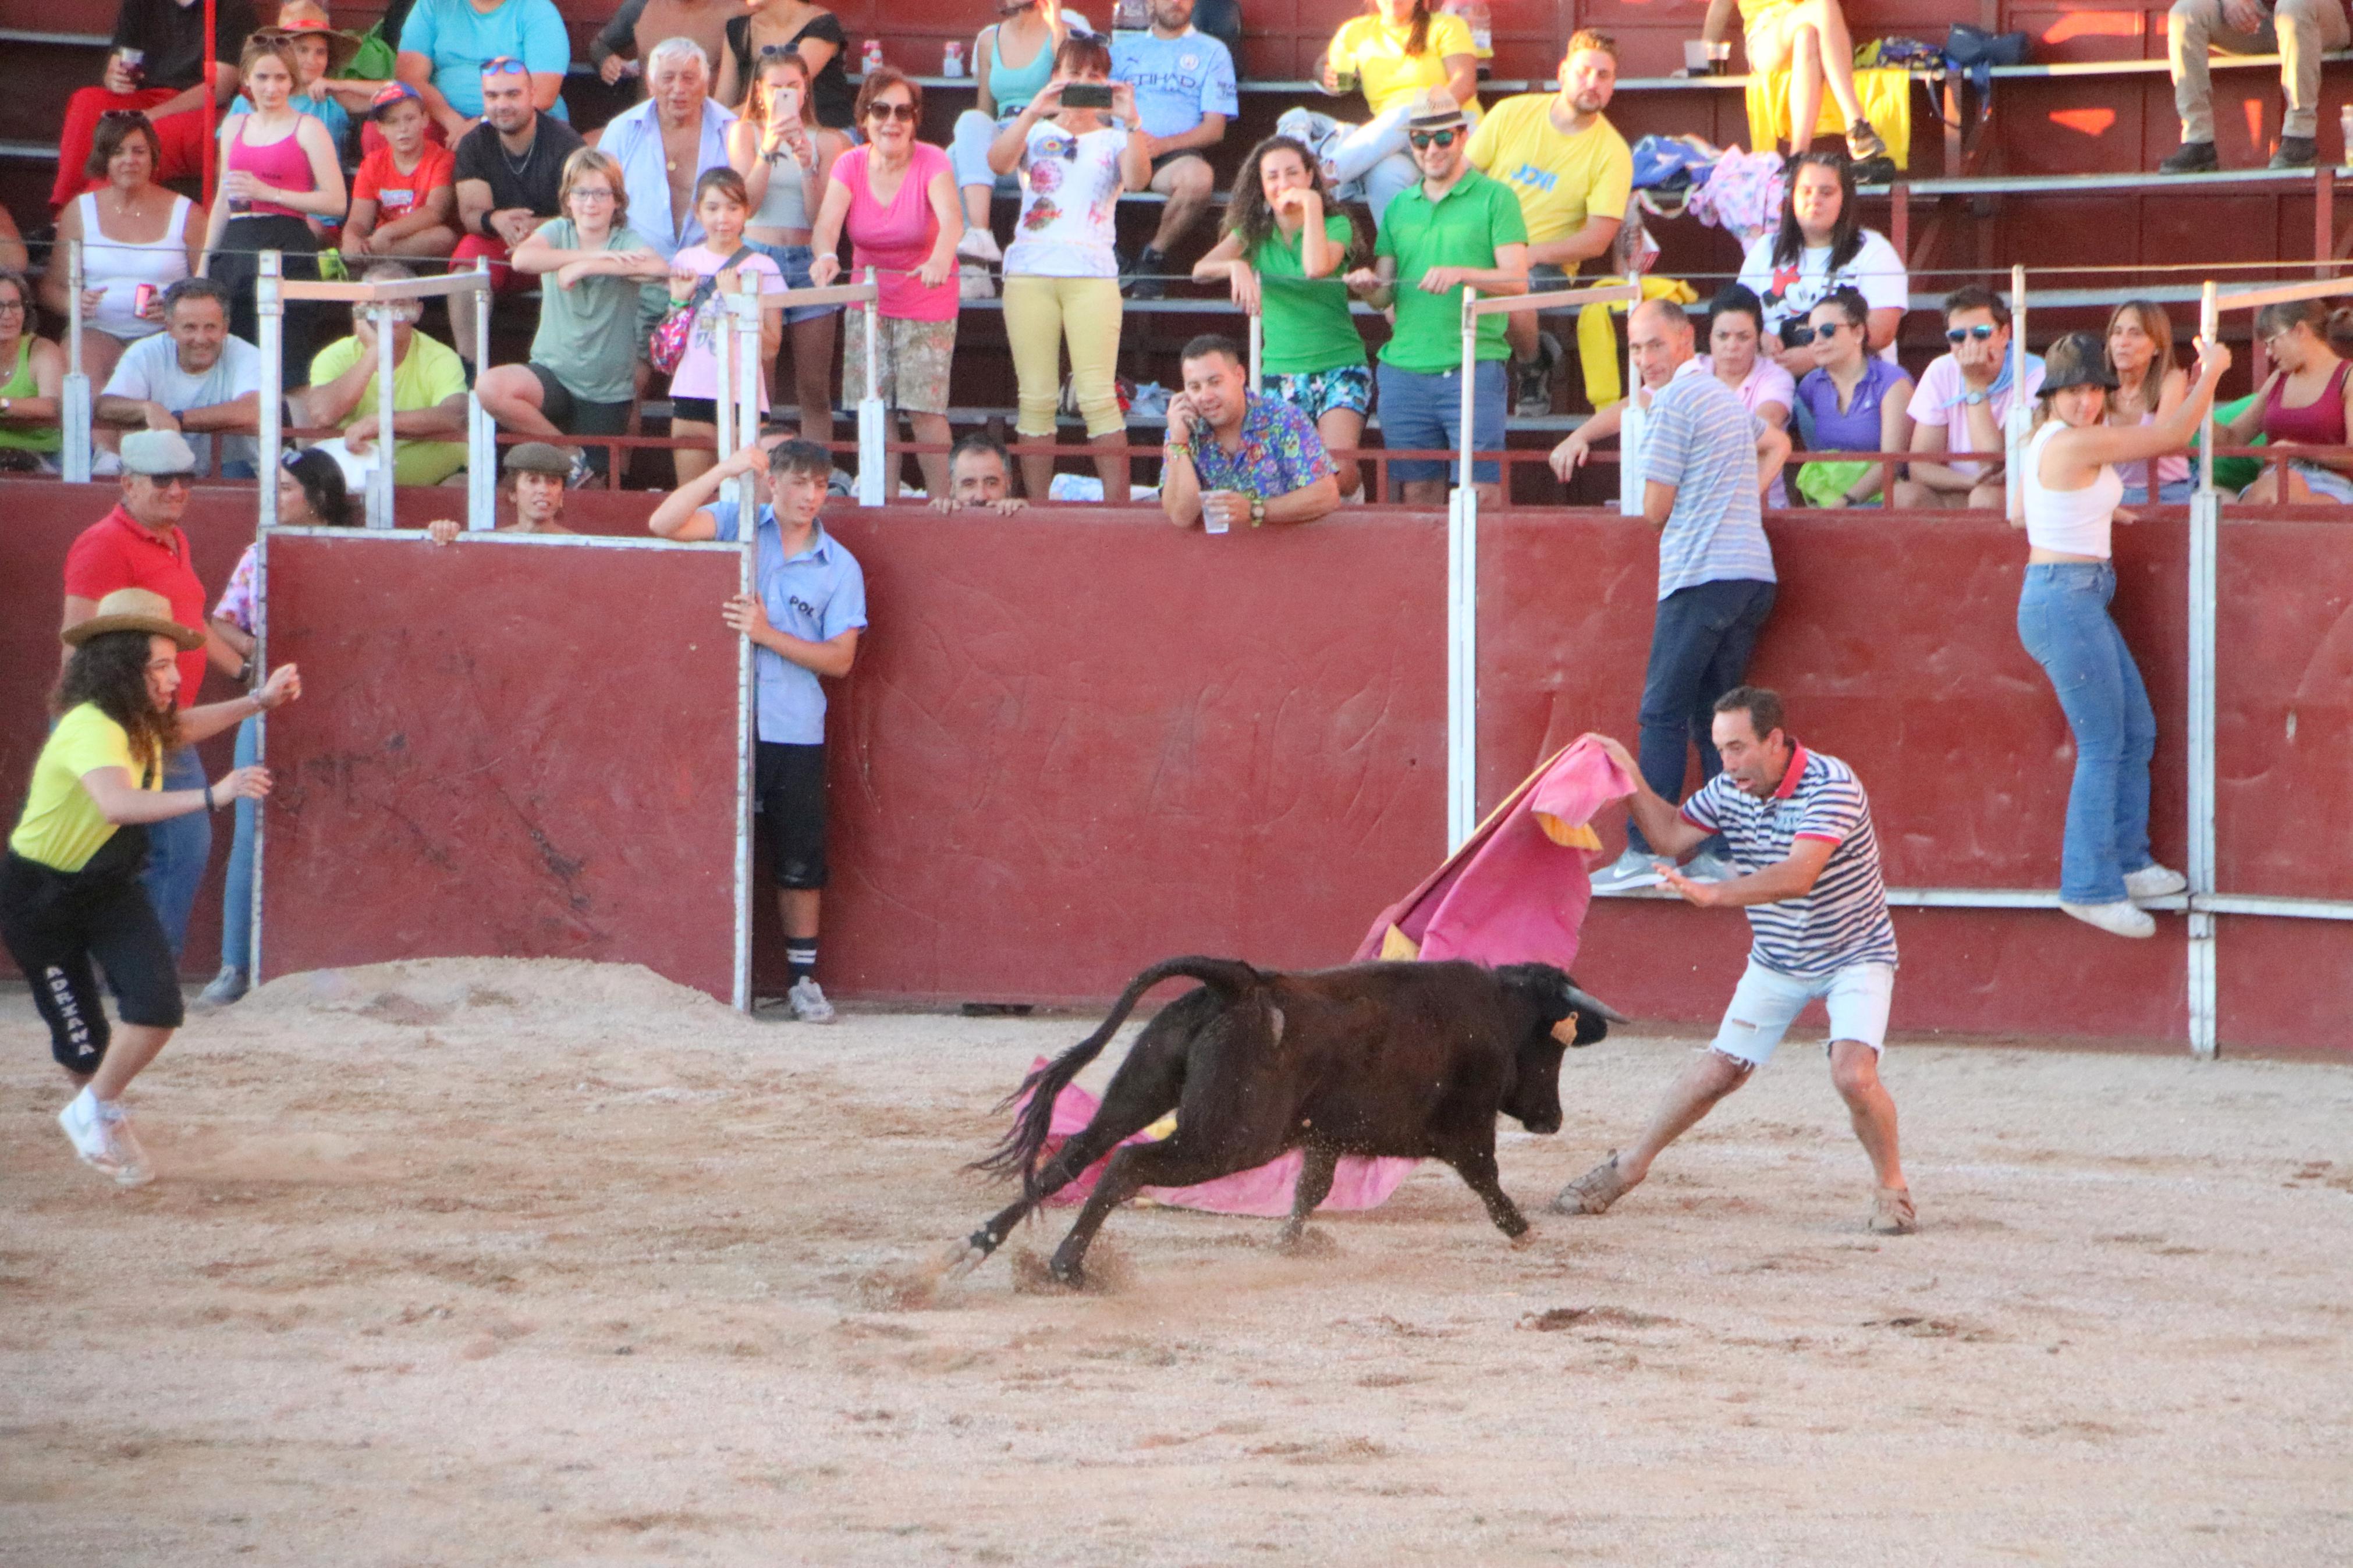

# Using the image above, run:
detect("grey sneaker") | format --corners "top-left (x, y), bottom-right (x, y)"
top-left (1590, 846), bottom-right (1661, 893)
top-left (97, 1101), bottom-right (154, 1187)
top-left (787, 976), bottom-right (838, 1023)
top-left (2061, 898), bottom-right (2156, 939)
top-left (1869, 1186), bottom-right (1917, 1235)
top-left (1550, 1151), bottom-right (1634, 1216)
top-left (195, 965), bottom-right (248, 1009)
top-left (2268, 136), bottom-right (2315, 170)
top-left (1679, 850), bottom-right (1739, 884)
top-left (59, 1092), bottom-right (125, 1178)
top-left (2123, 863), bottom-right (2187, 901)
top-left (1514, 332), bottom-right (1561, 417)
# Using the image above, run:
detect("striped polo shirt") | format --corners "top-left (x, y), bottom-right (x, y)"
top-left (1641, 358), bottom-right (1776, 599)
top-left (1680, 743), bottom-right (1898, 977)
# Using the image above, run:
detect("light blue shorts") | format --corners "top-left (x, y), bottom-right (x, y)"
top-left (1710, 958), bottom-right (1895, 1066)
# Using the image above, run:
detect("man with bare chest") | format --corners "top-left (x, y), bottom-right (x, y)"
top-left (597, 35), bottom-right (739, 258)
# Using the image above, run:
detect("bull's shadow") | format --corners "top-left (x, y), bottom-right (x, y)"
top-left (952, 955), bottom-right (1622, 1288)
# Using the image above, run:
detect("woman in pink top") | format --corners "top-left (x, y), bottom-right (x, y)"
top-left (809, 67), bottom-right (964, 500)
top-left (200, 35), bottom-right (346, 391)
top-left (1695, 285), bottom-right (1796, 507)
top-left (2102, 300), bottom-right (2193, 505)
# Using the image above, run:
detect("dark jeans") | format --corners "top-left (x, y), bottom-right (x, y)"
top-left (1630, 578), bottom-right (1777, 853)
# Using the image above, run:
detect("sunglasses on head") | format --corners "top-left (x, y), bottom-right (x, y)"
top-left (866, 99), bottom-right (917, 122)
top-left (1408, 128), bottom-right (1461, 150)
top-left (98, 107), bottom-right (151, 123)
top-left (480, 56), bottom-right (530, 76)
top-left (1947, 323), bottom-right (1997, 343)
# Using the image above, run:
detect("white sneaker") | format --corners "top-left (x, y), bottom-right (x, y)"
top-left (97, 1101), bottom-right (154, 1187)
top-left (1680, 851), bottom-right (1739, 884)
top-left (2061, 899), bottom-right (2156, 939)
top-left (2124, 863), bottom-right (2188, 901)
top-left (954, 227), bottom-right (1002, 265)
top-left (1590, 846), bottom-right (1662, 893)
top-left (58, 1091), bottom-right (125, 1178)
top-left (787, 976), bottom-right (838, 1024)
top-left (90, 449), bottom-right (124, 478)
top-left (957, 260), bottom-right (997, 301)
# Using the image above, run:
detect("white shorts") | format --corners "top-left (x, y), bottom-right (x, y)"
top-left (1709, 958), bottom-right (1896, 1067)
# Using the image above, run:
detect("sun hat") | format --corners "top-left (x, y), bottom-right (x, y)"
top-left (272, 0), bottom-right (363, 76)
top-left (2038, 331), bottom-right (2120, 396)
top-left (63, 587), bottom-right (203, 650)
top-left (119, 428), bottom-right (199, 477)
top-left (1406, 88), bottom-right (1468, 132)
top-left (368, 81), bottom-right (421, 118)
top-left (503, 442), bottom-right (577, 478)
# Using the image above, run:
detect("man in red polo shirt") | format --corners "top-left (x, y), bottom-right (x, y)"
top-left (60, 429), bottom-right (236, 961)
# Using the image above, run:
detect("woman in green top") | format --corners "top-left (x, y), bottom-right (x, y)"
top-left (0, 268), bottom-right (65, 471)
top-left (1, 587), bottom-right (297, 1186)
top-left (1194, 136), bottom-right (1371, 499)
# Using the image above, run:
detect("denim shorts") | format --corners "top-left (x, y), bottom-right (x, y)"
top-left (747, 241), bottom-right (839, 325)
top-left (1376, 360), bottom-right (1507, 483)
top-left (1711, 959), bottom-right (1896, 1066)
top-left (1268, 363), bottom-right (1371, 424)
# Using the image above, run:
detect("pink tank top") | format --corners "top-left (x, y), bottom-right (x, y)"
top-left (2263, 358), bottom-right (2352, 447)
top-left (229, 116), bottom-right (317, 218)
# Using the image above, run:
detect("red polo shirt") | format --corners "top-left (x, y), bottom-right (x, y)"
top-left (62, 504), bottom-right (210, 708)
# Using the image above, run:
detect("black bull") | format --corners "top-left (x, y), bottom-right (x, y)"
top-left (953, 957), bottom-right (1626, 1286)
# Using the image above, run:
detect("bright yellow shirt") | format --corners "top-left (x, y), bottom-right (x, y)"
top-left (1330, 12), bottom-right (1481, 121)
top-left (8, 705), bottom-right (156, 873)
top-left (1465, 94), bottom-right (1632, 249)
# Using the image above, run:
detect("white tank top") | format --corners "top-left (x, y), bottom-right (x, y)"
top-left (2024, 418), bottom-right (2122, 559)
top-left (77, 193), bottom-right (194, 341)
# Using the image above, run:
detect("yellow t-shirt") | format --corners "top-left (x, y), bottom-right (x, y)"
top-left (1465, 94), bottom-right (1633, 249)
top-left (1331, 12), bottom-right (1481, 121)
top-left (8, 704), bottom-right (157, 873)
top-left (309, 331), bottom-right (470, 486)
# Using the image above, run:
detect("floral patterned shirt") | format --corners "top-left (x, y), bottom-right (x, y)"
top-left (1003, 121), bottom-right (1129, 279)
top-left (1187, 394), bottom-right (1334, 502)
top-left (214, 542), bottom-right (260, 634)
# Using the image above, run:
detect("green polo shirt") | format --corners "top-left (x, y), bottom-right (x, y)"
top-left (1374, 166), bottom-right (1529, 373)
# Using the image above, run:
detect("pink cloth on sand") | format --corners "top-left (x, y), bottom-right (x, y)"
top-left (1353, 737), bottom-right (1637, 969)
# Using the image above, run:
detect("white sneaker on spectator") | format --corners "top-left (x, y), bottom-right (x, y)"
top-left (955, 228), bottom-right (1002, 265)
top-left (1590, 847), bottom-right (1661, 893)
top-left (58, 1091), bottom-right (125, 1178)
top-left (97, 1100), bottom-right (155, 1186)
top-left (1679, 851), bottom-right (1738, 884)
top-left (2061, 899), bottom-right (2156, 938)
top-left (958, 260), bottom-right (997, 301)
top-left (788, 976), bottom-right (838, 1023)
top-left (2124, 863), bottom-right (2188, 901)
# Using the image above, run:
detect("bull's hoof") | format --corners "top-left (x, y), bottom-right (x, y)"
top-left (1274, 1226), bottom-right (1337, 1258)
top-left (1049, 1260), bottom-right (1085, 1289)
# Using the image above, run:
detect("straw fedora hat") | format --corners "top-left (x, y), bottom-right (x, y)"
top-left (63, 588), bottom-right (203, 651)
top-left (271, 0), bottom-right (364, 77)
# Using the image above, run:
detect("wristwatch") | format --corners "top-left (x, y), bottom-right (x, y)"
top-left (1249, 496), bottom-right (1265, 527)
top-left (1961, 389), bottom-right (1989, 406)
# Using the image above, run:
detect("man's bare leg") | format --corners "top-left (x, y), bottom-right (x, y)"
top-left (1828, 1037), bottom-right (1904, 1189)
top-left (1555, 1047), bottom-right (1753, 1212)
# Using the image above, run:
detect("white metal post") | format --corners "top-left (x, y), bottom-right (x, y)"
top-left (733, 538), bottom-right (754, 1012)
top-left (2004, 262), bottom-right (2028, 523)
top-left (1447, 286), bottom-right (1481, 851)
top-left (729, 272), bottom-right (763, 524)
top-left (250, 529), bottom-right (270, 983)
top-left (62, 240), bottom-right (91, 482)
top-left (370, 301), bottom-right (398, 528)
top-left (467, 258), bottom-right (494, 530)
top-left (257, 252), bottom-right (282, 525)
top-left (856, 267), bottom-right (886, 506)
top-left (1247, 282), bottom-right (1262, 392)
top-left (2186, 279), bottom-right (2223, 1058)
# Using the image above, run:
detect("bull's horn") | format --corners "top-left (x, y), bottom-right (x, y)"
top-left (1566, 985), bottom-right (1630, 1025)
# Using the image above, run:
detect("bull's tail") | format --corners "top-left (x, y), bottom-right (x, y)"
top-left (968, 955), bottom-right (1263, 1201)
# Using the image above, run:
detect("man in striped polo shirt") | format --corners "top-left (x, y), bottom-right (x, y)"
top-left (1555, 687), bottom-right (1915, 1235)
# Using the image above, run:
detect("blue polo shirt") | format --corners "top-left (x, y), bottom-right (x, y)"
top-left (707, 499), bottom-right (868, 745)
top-left (1109, 27), bottom-right (1238, 141)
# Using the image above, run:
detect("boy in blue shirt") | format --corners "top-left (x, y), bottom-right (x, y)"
top-left (650, 439), bottom-right (867, 1023)
top-left (1110, 0), bottom-right (1237, 296)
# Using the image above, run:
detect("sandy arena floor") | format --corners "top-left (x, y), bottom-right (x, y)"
top-left (2, 958), bottom-right (2349, 1567)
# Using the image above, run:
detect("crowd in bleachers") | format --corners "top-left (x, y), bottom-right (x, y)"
top-left (0, 0), bottom-right (2347, 507)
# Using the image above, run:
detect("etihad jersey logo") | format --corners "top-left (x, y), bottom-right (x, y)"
top-left (1509, 161), bottom-right (1558, 193)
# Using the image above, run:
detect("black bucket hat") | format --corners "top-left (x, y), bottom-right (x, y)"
top-left (2039, 331), bottom-right (2120, 396)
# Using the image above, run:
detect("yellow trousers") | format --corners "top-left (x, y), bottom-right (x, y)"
top-left (1003, 275), bottom-right (1126, 439)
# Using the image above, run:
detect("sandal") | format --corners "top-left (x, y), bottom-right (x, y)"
top-left (1550, 1151), bottom-right (1633, 1216)
top-left (1869, 1186), bottom-right (1918, 1235)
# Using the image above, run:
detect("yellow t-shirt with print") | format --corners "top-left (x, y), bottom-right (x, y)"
top-left (309, 331), bottom-right (470, 487)
top-left (1465, 94), bottom-right (1632, 249)
top-left (1331, 12), bottom-right (1482, 121)
top-left (8, 704), bottom-right (157, 873)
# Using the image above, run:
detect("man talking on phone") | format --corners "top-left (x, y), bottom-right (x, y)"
top-left (1159, 334), bottom-right (1341, 531)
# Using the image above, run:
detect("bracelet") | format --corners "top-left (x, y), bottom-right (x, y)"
top-left (203, 782), bottom-right (217, 812)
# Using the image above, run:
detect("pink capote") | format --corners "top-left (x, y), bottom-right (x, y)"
top-left (1029, 738), bottom-right (1631, 1217)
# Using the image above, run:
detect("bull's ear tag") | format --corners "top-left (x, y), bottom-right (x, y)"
top-left (1550, 1017), bottom-right (1582, 1048)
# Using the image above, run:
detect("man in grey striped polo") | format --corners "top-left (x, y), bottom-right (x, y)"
top-left (1592, 297), bottom-right (1791, 892)
top-left (1556, 687), bottom-right (1915, 1235)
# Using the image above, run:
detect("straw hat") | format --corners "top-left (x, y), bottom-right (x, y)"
top-left (1406, 88), bottom-right (1468, 131)
top-left (63, 588), bottom-right (203, 650)
top-left (272, 0), bottom-right (363, 77)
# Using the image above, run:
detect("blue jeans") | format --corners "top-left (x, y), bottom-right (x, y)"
top-left (218, 716), bottom-right (258, 975)
top-left (2016, 562), bottom-right (2157, 902)
top-left (1630, 578), bottom-right (1777, 854)
top-left (142, 745), bottom-right (212, 961)
top-left (1376, 360), bottom-right (1507, 484)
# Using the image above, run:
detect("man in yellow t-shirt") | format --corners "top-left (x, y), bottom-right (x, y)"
top-left (1467, 29), bottom-right (1633, 415)
top-left (304, 261), bottom-right (471, 487)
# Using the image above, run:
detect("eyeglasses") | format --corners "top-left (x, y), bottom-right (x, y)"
top-left (570, 186), bottom-right (615, 201)
top-left (758, 43), bottom-right (800, 59)
top-left (866, 100), bottom-right (917, 122)
top-left (1408, 128), bottom-right (1461, 150)
top-left (1946, 323), bottom-right (1997, 343)
top-left (0, 298), bottom-right (25, 313)
top-left (480, 56), bottom-right (529, 76)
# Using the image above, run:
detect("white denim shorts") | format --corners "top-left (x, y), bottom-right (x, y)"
top-left (1710, 958), bottom-right (1896, 1066)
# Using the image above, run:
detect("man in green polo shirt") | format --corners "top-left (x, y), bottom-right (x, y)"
top-left (1344, 89), bottom-right (1529, 507)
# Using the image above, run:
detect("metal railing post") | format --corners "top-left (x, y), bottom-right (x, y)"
top-left (1448, 285), bottom-right (1481, 851)
top-left (729, 271), bottom-right (763, 524)
top-left (2187, 278), bottom-right (2223, 1059)
top-left (468, 259), bottom-right (494, 530)
top-left (257, 252), bottom-right (282, 522)
top-left (1247, 280), bottom-right (1262, 392)
top-left (856, 268), bottom-right (885, 506)
top-left (2004, 262), bottom-right (2028, 522)
top-left (62, 240), bottom-right (91, 482)
top-left (370, 300), bottom-right (398, 528)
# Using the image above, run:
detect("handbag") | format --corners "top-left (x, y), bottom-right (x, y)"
top-left (650, 246), bottom-right (753, 377)
top-left (1944, 24), bottom-right (2029, 104)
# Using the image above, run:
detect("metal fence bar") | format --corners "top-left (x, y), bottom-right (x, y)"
top-left (467, 256), bottom-right (494, 531)
top-left (61, 240), bottom-right (90, 483)
top-left (256, 253), bottom-right (281, 529)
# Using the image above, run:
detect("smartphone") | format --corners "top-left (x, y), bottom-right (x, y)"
top-left (1061, 82), bottom-right (1113, 110)
top-left (773, 84), bottom-right (802, 122)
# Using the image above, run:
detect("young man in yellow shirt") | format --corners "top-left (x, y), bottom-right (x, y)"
top-left (1465, 30), bottom-right (1633, 415)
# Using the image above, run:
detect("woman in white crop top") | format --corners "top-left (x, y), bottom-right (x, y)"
top-left (2013, 329), bottom-right (2227, 940)
top-left (37, 111), bottom-right (200, 391)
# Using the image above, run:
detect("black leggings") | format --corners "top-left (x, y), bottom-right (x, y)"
top-left (208, 214), bottom-right (321, 390)
top-left (0, 846), bottom-right (183, 1073)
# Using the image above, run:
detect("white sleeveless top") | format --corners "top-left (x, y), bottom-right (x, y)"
top-left (2024, 419), bottom-right (2122, 559)
top-left (77, 193), bottom-right (194, 342)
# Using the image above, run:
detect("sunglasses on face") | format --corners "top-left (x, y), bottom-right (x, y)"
top-left (144, 474), bottom-right (194, 491)
top-left (480, 56), bottom-right (529, 76)
top-left (867, 100), bottom-right (917, 122)
top-left (1408, 129), bottom-right (1461, 150)
top-left (1947, 323), bottom-right (1997, 343)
